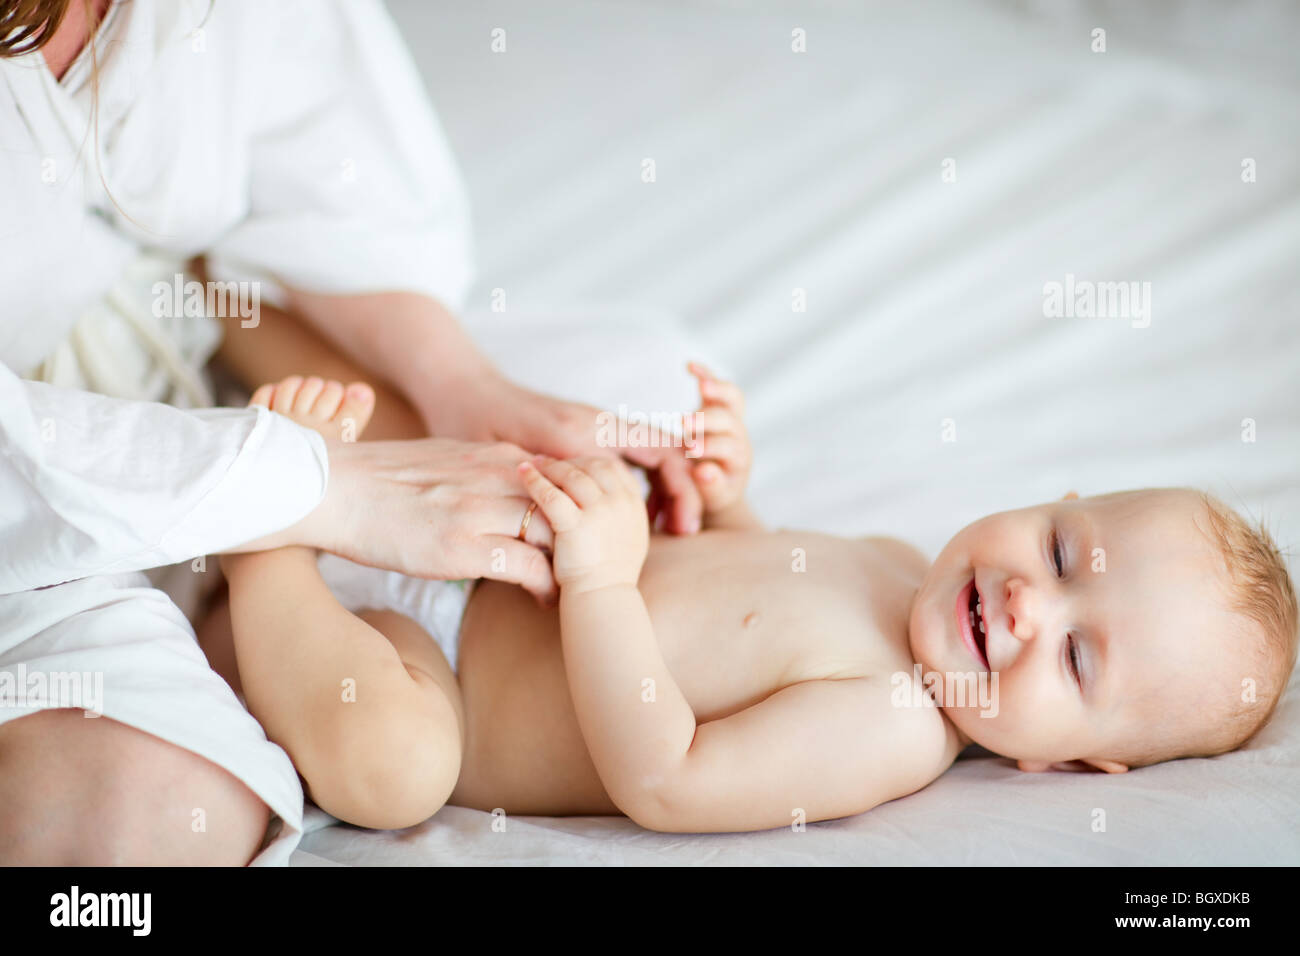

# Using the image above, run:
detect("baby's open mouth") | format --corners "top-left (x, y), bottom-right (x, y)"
top-left (966, 578), bottom-right (990, 667)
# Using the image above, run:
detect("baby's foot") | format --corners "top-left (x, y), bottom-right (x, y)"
top-left (249, 375), bottom-right (375, 442)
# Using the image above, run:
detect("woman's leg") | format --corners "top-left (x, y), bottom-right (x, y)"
top-left (202, 263), bottom-right (427, 442)
top-left (0, 709), bottom-right (269, 865)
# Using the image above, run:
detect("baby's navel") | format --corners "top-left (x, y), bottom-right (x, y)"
top-left (742, 611), bottom-right (761, 630)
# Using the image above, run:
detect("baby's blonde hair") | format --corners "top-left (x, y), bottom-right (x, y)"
top-left (1118, 490), bottom-right (1298, 768)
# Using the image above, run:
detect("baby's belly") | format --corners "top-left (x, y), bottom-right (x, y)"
top-left (449, 580), bottom-right (617, 814)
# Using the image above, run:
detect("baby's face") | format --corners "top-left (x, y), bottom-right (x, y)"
top-left (907, 490), bottom-right (1236, 771)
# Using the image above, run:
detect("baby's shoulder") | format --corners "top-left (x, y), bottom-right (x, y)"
top-left (816, 670), bottom-right (962, 806)
top-left (870, 676), bottom-right (966, 790)
top-left (856, 535), bottom-right (930, 577)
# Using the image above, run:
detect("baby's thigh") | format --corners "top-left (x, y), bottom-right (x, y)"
top-left (357, 607), bottom-right (466, 751)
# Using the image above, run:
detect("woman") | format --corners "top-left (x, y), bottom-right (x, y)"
top-left (0, 0), bottom-right (699, 864)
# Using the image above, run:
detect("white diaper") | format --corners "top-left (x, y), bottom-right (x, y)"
top-left (315, 553), bottom-right (475, 671)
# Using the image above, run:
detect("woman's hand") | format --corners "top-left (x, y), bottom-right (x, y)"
top-left (424, 372), bottom-right (705, 537)
top-left (282, 288), bottom-right (704, 536)
top-left (247, 436), bottom-right (559, 605)
top-left (517, 455), bottom-right (649, 596)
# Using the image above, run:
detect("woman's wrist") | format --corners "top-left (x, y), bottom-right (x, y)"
top-left (221, 439), bottom-right (356, 555)
top-left (413, 363), bottom-right (511, 438)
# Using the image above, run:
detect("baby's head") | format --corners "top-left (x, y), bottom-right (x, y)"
top-left (908, 488), bottom-right (1298, 772)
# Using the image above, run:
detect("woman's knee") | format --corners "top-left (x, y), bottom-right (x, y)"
top-left (0, 709), bottom-right (270, 865)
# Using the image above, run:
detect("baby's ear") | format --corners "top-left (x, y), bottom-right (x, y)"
top-left (1016, 758), bottom-right (1120, 773)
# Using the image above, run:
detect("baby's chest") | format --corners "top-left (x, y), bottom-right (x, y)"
top-left (640, 564), bottom-right (898, 722)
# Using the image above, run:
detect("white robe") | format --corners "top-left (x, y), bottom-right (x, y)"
top-left (0, 0), bottom-right (474, 374)
top-left (0, 0), bottom-right (475, 864)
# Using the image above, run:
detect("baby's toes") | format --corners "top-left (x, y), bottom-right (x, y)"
top-left (336, 382), bottom-right (375, 437)
top-left (248, 383), bottom-right (275, 408)
top-left (271, 376), bottom-right (303, 415)
top-left (311, 380), bottom-right (346, 420)
top-left (292, 377), bottom-right (326, 417)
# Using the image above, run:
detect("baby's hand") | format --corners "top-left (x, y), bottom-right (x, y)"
top-left (685, 362), bottom-right (751, 514)
top-left (519, 455), bottom-right (649, 595)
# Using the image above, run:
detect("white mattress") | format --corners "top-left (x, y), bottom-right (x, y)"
top-left (294, 0), bottom-right (1300, 865)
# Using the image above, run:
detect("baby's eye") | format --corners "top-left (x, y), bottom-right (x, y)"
top-left (1066, 634), bottom-right (1082, 687)
top-left (1050, 528), bottom-right (1064, 577)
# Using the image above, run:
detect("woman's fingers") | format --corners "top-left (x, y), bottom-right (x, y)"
top-left (475, 495), bottom-right (554, 550)
top-left (518, 460), bottom-right (582, 532)
top-left (480, 536), bottom-right (558, 606)
top-left (622, 444), bottom-right (702, 534)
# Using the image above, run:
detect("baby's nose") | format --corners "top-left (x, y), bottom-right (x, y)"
top-left (1004, 579), bottom-right (1038, 642)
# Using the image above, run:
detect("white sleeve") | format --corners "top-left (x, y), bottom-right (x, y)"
top-left (0, 367), bottom-right (328, 594)
top-left (204, 0), bottom-right (475, 312)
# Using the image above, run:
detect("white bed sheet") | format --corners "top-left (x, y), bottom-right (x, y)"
top-left (294, 0), bottom-right (1300, 865)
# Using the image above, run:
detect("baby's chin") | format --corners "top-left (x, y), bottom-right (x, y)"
top-left (944, 717), bottom-right (1083, 765)
top-left (938, 706), bottom-right (1046, 761)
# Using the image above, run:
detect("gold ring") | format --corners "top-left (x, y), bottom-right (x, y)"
top-left (518, 501), bottom-right (538, 541)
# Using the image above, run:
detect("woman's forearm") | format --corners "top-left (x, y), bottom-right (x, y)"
top-left (285, 288), bottom-right (497, 432)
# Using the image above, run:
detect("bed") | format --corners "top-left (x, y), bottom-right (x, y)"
top-left (291, 0), bottom-right (1300, 865)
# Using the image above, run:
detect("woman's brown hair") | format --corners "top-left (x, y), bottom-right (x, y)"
top-left (1, 0), bottom-right (147, 228)
top-left (0, 0), bottom-right (74, 57)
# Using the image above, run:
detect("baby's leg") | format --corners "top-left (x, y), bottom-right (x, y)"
top-left (219, 376), bottom-right (463, 829)
top-left (224, 548), bottom-right (464, 830)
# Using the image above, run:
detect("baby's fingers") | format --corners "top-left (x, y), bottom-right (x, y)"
top-left (692, 434), bottom-right (747, 470)
top-left (688, 406), bottom-right (742, 437)
top-left (531, 455), bottom-right (603, 506)
top-left (688, 361), bottom-right (745, 415)
top-left (518, 461), bottom-right (582, 532)
top-left (692, 460), bottom-right (734, 512)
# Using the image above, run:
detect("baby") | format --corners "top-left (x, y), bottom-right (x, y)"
top-left (209, 370), bottom-right (1299, 832)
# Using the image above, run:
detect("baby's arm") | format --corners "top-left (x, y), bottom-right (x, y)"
top-left (560, 585), bottom-right (948, 830)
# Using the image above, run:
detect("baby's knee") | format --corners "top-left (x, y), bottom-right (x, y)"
top-left (307, 707), bottom-right (462, 830)
top-left (0, 709), bottom-right (269, 865)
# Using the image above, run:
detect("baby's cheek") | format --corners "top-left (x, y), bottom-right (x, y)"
top-left (978, 676), bottom-right (1060, 753)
